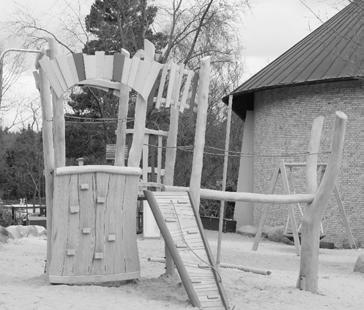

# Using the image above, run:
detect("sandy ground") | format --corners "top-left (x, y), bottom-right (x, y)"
top-left (0, 231), bottom-right (363, 310)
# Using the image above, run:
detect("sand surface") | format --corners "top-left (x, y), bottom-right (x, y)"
top-left (1, 231), bottom-right (363, 309)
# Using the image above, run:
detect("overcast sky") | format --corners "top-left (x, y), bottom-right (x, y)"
top-left (0, 0), bottom-right (349, 129)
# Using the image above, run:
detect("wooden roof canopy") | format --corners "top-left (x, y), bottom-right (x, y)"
top-left (38, 50), bottom-right (198, 112)
top-left (225, 0), bottom-right (364, 119)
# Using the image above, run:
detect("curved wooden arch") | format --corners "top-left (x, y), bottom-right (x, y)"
top-left (38, 51), bottom-right (198, 111)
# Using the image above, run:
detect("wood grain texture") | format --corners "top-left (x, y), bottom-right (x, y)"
top-left (64, 174), bottom-right (80, 275)
top-left (75, 173), bottom-right (95, 276)
top-left (95, 51), bottom-right (105, 78)
top-left (103, 55), bottom-right (114, 80)
top-left (91, 173), bottom-right (109, 274)
top-left (38, 56), bottom-right (64, 97)
top-left (122, 175), bottom-right (141, 274)
top-left (189, 57), bottom-right (211, 210)
top-left (84, 54), bottom-right (97, 79)
top-left (49, 175), bottom-right (70, 280)
top-left (66, 54), bottom-right (80, 85)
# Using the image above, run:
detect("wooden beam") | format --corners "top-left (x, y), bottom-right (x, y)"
top-left (47, 38), bottom-right (65, 168)
top-left (298, 111), bottom-right (347, 293)
top-left (189, 57), bottom-right (211, 210)
top-left (35, 51), bottom-right (55, 275)
top-left (114, 50), bottom-right (130, 166)
top-left (200, 188), bottom-right (314, 204)
top-left (127, 40), bottom-right (154, 167)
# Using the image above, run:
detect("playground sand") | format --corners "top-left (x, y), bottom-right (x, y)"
top-left (0, 231), bottom-right (363, 310)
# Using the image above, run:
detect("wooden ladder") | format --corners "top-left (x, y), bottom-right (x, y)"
top-left (144, 191), bottom-right (230, 309)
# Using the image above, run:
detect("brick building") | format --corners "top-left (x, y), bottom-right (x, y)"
top-left (227, 0), bottom-right (363, 247)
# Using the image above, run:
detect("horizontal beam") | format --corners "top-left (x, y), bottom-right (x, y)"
top-left (162, 186), bottom-right (314, 204)
top-left (200, 189), bottom-right (314, 204)
top-left (55, 165), bottom-right (141, 176)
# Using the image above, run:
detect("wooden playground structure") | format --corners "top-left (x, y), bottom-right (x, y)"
top-left (15, 34), bottom-right (348, 307)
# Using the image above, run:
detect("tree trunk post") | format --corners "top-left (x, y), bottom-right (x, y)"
top-left (114, 49), bottom-right (130, 166)
top-left (297, 112), bottom-right (347, 292)
top-left (163, 104), bottom-right (179, 276)
top-left (189, 57), bottom-right (211, 209)
top-left (47, 38), bottom-right (65, 168)
top-left (35, 50), bottom-right (55, 274)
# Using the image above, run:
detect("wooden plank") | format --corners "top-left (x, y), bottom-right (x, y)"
top-left (155, 63), bottom-right (169, 109)
top-left (63, 174), bottom-right (80, 276)
top-left (38, 56), bottom-right (64, 97)
top-left (165, 63), bottom-right (177, 107)
top-left (126, 56), bottom-right (140, 89)
top-left (122, 174), bottom-right (140, 274)
top-left (50, 58), bottom-right (67, 91)
top-left (103, 55), bottom-right (114, 80)
top-left (120, 56), bottom-right (132, 85)
top-left (66, 54), bottom-right (80, 85)
top-left (56, 55), bottom-right (75, 88)
top-left (105, 174), bottom-right (125, 274)
top-left (72, 53), bottom-right (86, 81)
top-left (92, 172), bottom-right (109, 275)
top-left (141, 61), bottom-right (163, 100)
top-left (75, 173), bottom-right (95, 276)
top-left (84, 54), bottom-right (97, 79)
top-left (112, 53), bottom-right (125, 82)
top-left (49, 175), bottom-right (70, 280)
top-left (133, 59), bottom-right (151, 96)
top-left (95, 51), bottom-right (105, 78)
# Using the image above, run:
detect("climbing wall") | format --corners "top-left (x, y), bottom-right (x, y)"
top-left (48, 166), bottom-right (141, 284)
top-left (144, 190), bottom-right (230, 310)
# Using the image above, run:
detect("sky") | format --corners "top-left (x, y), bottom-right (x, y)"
top-left (0, 0), bottom-right (349, 129)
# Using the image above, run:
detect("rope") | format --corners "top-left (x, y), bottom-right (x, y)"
top-left (145, 143), bottom-right (331, 159)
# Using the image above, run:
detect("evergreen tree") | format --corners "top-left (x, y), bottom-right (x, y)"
top-left (66, 0), bottom-right (167, 164)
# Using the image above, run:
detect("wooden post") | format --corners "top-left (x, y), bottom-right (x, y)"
top-left (35, 50), bottom-right (55, 273)
top-left (216, 95), bottom-right (232, 266)
top-left (47, 38), bottom-right (65, 168)
top-left (306, 116), bottom-right (324, 193)
top-left (164, 105), bottom-right (180, 276)
top-left (115, 49), bottom-right (130, 166)
top-left (128, 40), bottom-right (154, 167)
top-left (297, 112), bottom-right (347, 293)
top-left (189, 57), bottom-right (211, 209)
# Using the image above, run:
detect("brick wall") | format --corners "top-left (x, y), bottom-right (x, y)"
top-left (252, 80), bottom-right (363, 247)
